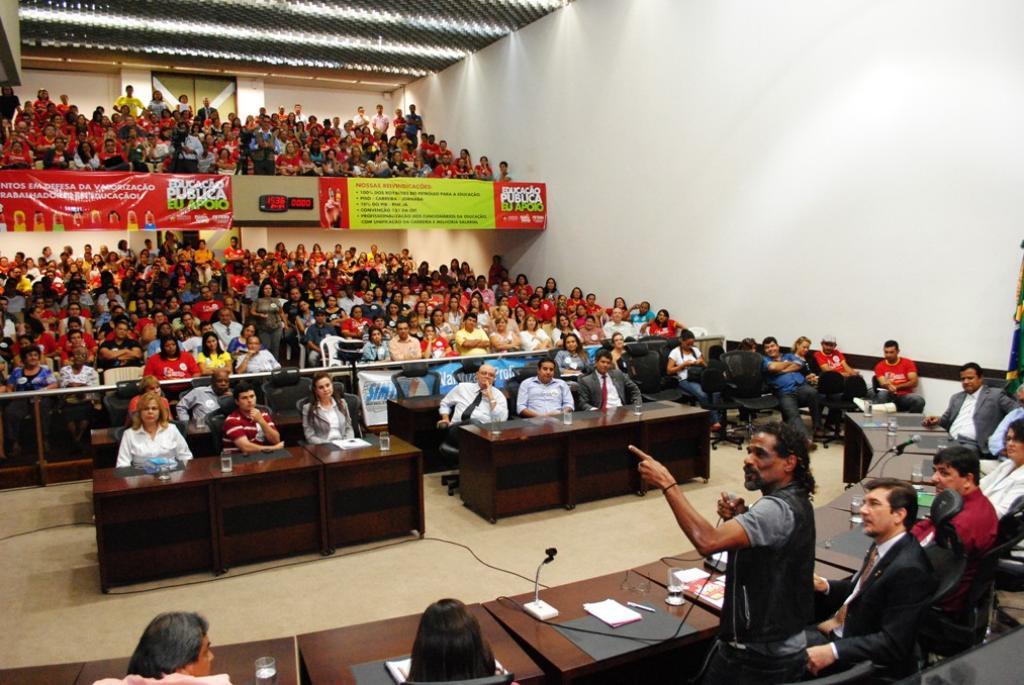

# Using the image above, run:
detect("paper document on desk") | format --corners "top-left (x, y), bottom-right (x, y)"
top-left (333, 438), bottom-right (373, 449)
top-left (384, 656), bottom-right (506, 683)
top-left (683, 576), bottom-right (726, 610)
top-left (583, 598), bottom-right (643, 627)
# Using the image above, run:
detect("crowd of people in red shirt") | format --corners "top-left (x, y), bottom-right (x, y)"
top-left (0, 85), bottom-right (513, 179)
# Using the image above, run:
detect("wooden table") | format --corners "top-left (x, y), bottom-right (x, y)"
top-left (387, 396), bottom-right (446, 470)
top-left (303, 436), bottom-right (424, 551)
top-left (93, 457), bottom-right (219, 591)
top-left (0, 662), bottom-right (84, 685)
top-left (211, 446), bottom-right (327, 572)
top-left (458, 403), bottom-right (709, 522)
top-left (298, 604), bottom-right (545, 685)
top-left (74, 636), bottom-right (299, 685)
top-left (483, 571), bottom-right (719, 684)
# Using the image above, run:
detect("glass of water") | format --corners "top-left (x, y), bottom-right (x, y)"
top-left (157, 462), bottom-right (172, 481)
top-left (220, 455), bottom-right (233, 473)
top-left (850, 494), bottom-right (864, 524)
top-left (379, 431), bottom-right (391, 451)
top-left (562, 407), bottom-right (573, 425)
top-left (911, 467), bottom-right (923, 484)
top-left (665, 567), bottom-right (685, 606)
top-left (634, 398), bottom-right (643, 416)
top-left (254, 656), bottom-right (276, 685)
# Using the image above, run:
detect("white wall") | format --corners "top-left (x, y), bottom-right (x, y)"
top-left (263, 83), bottom-right (392, 123)
top-left (119, 68), bottom-right (151, 105)
top-left (401, 0), bottom-right (1024, 376)
top-left (237, 78), bottom-right (265, 117)
top-left (17, 68), bottom-right (120, 117)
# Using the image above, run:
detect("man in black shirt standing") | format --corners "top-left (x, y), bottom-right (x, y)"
top-left (631, 421), bottom-right (816, 684)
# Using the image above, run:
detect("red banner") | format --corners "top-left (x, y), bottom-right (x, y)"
top-left (0, 170), bottom-right (233, 231)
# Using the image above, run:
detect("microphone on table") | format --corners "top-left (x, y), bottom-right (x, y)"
top-left (894, 434), bottom-right (922, 455)
top-left (523, 547), bottom-right (560, 620)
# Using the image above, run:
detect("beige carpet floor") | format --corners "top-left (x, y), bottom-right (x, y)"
top-left (0, 440), bottom-right (847, 669)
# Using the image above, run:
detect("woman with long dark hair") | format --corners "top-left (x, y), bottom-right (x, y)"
top-left (409, 599), bottom-right (501, 682)
top-left (301, 371), bottom-right (355, 444)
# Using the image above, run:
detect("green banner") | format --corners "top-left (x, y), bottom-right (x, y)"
top-left (348, 177), bottom-right (493, 229)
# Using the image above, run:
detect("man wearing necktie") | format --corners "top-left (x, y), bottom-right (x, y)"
top-left (437, 363), bottom-right (508, 432)
top-left (806, 479), bottom-right (935, 679)
top-left (577, 349), bottom-right (642, 411)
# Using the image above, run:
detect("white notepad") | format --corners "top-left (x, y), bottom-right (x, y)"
top-left (583, 598), bottom-right (643, 627)
top-left (333, 438), bottom-right (373, 449)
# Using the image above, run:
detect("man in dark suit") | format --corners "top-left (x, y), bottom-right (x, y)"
top-left (923, 362), bottom-right (1016, 456)
top-left (195, 97), bottom-right (218, 123)
top-left (577, 348), bottom-right (641, 410)
top-left (806, 478), bottom-right (936, 679)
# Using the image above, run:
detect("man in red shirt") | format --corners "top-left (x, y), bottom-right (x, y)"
top-left (191, 286), bottom-right (222, 323)
top-left (871, 339), bottom-right (926, 413)
top-left (911, 445), bottom-right (997, 614)
top-left (813, 335), bottom-right (857, 377)
top-left (222, 382), bottom-right (283, 453)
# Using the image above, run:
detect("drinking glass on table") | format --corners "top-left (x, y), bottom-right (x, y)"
top-left (666, 567), bottom-right (685, 606)
top-left (379, 431), bottom-right (391, 451)
top-left (850, 494), bottom-right (864, 524)
top-left (255, 656), bottom-right (277, 685)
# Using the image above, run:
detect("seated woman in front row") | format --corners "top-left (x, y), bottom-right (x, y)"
top-left (409, 598), bottom-right (509, 683)
top-left (116, 391), bottom-right (193, 468)
top-left (301, 371), bottom-right (355, 444)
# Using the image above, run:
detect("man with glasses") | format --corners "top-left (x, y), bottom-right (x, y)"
top-left (632, 422), bottom-right (816, 684)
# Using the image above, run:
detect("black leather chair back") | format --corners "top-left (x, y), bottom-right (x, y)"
top-left (843, 374), bottom-right (869, 401)
top-left (721, 351), bottom-right (769, 398)
top-left (817, 371), bottom-right (844, 396)
top-left (206, 413), bottom-right (227, 455)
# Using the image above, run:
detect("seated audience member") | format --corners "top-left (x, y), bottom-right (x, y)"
top-left (3, 347), bottom-right (58, 457)
top-left (643, 308), bottom-right (679, 338)
top-left (602, 307), bottom-right (637, 339)
top-left (870, 340), bottom-right (926, 413)
top-left (301, 371), bottom-right (354, 444)
top-left (923, 362), bottom-right (1016, 456)
top-left (127, 375), bottom-right (171, 422)
top-left (388, 320), bottom-right (421, 361)
top-left (58, 346), bottom-right (99, 454)
top-left (806, 479), bottom-right (935, 680)
top-left (738, 337), bottom-right (759, 352)
top-left (554, 333), bottom-right (591, 377)
top-left (196, 332), bottom-right (232, 374)
top-left (814, 335), bottom-right (857, 377)
top-left (409, 598), bottom-right (504, 683)
top-left (302, 308), bottom-right (336, 366)
top-left (988, 385), bottom-right (1024, 457)
top-left (517, 358), bottom-right (573, 418)
top-left (222, 381), bottom-right (283, 453)
top-left (212, 308), bottom-right (242, 350)
top-left (98, 319), bottom-right (143, 370)
top-left (762, 336), bottom-right (820, 440)
top-left (577, 314), bottom-right (604, 345)
top-left (910, 445), bottom-right (996, 615)
top-left (609, 332), bottom-right (630, 374)
top-left (982, 418), bottom-right (1024, 518)
top-left (668, 329), bottom-right (720, 429)
top-left (628, 300), bottom-right (655, 329)
top-left (361, 327), bottom-right (390, 361)
top-left (453, 313), bottom-right (490, 356)
top-left (234, 334), bottom-right (281, 373)
top-left (577, 349), bottom-right (641, 411)
top-left (489, 317), bottom-right (520, 353)
top-left (438, 363), bottom-right (508, 432)
top-left (421, 323), bottom-right (451, 359)
top-left (228, 323), bottom-right (258, 358)
top-left (143, 335), bottom-right (200, 394)
top-left (518, 314), bottom-right (552, 352)
top-left (92, 611), bottom-right (226, 684)
top-left (116, 391), bottom-right (192, 468)
top-left (177, 368), bottom-right (232, 428)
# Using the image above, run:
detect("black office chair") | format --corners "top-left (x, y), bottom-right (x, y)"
top-left (439, 424), bottom-right (462, 496)
top-left (699, 367), bottom-right (742, 450)
top-left (391, 362), bottom-right (442, 399)
top-left (261, 368), bottom-right (312, 418)
top-left (720, 350), bottom-right (779, 437)
top-left (206, 412), bottom-right (227, 455)
top-left (995, 496), bottom-right (1024, 593)
top-left (818, 373), bottom-right (869, 447)
top-left (452, 358), bottom-right (484, 384)
top-left (781, 661), bottom-right (872, 685)
top-left (343, 393), bottom-right (364, 438)
top-left (625, 342), bottom-right (683, 403)
top-left (925, 489), bottom-right (968, 608)
top-left (406, 674), bottom-right (513, 685)
top-left (707, 344), bottom-right (725, 362)
top-left (102, 379), bottom-right (143, 426)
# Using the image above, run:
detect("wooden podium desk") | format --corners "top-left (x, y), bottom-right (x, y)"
top-left (842, 414), bottom-right (946, 483)
top-left (387, 396), bottom-right (445, 467)
top-left (458, 403), bottom-right (709, 522)
top-left (303, 435), bottom-right (424, 551)
top-left (483, 571), bottom-right (718, 684)
top-left (298, 605), bottom-right (544, 685)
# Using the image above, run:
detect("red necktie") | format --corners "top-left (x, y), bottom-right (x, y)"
top-left (601, 375), bottom-right (608, 410)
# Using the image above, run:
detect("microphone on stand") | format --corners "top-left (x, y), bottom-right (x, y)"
top-left (894, 434), bottom-right (922, 455)
top-left (523, 547), bottom-right (559, 620)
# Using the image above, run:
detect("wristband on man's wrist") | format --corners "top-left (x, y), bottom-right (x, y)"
top-left (662, 482), bottom-right (678, 493)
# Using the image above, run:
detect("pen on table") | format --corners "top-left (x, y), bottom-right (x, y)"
top-left (627, 601), bottom-right (655, 613)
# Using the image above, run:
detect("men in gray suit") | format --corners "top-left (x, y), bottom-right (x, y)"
top-left (577, 349), bottom-right (642, 411)
top-left (923, 363), bottom-right (1016, 456)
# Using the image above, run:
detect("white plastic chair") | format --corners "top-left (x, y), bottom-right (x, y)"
top-left (320, 335), bottom-right (345, 367)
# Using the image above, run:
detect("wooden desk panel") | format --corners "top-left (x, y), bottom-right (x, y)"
top-left (92, 460), bottom-right (217, 591)
top-left (570, 419), bottom-right (642, 504)
top-left (387, 396), bottom-right (445, 470)
top-left (305, 437), bottom-right (424, 549)
top-left (74, 636), bottom-right (298, 685)
top-left (0, 662), bottom-right (83, 685)
top-left (298, 605), bottom-right (545, 685)
top-left (484, 571), bottom-right (718, 684)
top-left (211, 448), bottom-right (326, 570)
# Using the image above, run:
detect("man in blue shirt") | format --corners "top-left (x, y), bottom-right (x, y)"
top-left (517, 358), bottom-right (574, 418)
top-left (762, 337), bottom-right (820, 442)
top-left (303, 309), bottom-right (336, 367)
top-left (987, 385), bottom-right (1024, 457)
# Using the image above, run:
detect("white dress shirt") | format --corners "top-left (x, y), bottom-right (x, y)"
top-left (950, 391), bottom-right (979, 441)
top-left (440, 382), bottom-right (509, 424)
top-left (116, 424), bottom-right (193, 468)
top-left (595, 372), bottom-right (623, 409)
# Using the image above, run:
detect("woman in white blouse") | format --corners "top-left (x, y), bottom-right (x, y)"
top-left (519, 315), bottom-right (552, 352)
top-left (116, 392), bottom-right (193, 468)
top-left (59, 346), bottom-right (100, 454)
top-left (981, 418), bottom-right (1024, 518)
top-left (301, 372), bottom-right (355, 444)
